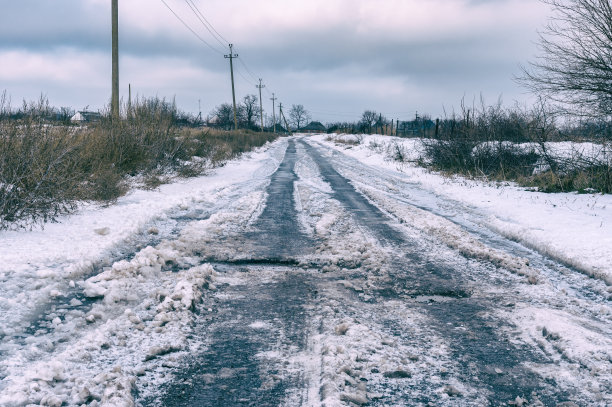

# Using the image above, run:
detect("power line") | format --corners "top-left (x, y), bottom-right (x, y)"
top-left (235, 65), bottom-right (256, 86)
top-left (237, 56), bottom-right (259, 82)
top-left (159, 0), bottom-right (223, 55)
top-left (160, 0), bottom-right (278, 106)
top-left (180, 0), bottom-right (265, 90)
top-left (185, 0), bottom-right (229, 46)
top-left (183, 0), bottom-right (227, 49)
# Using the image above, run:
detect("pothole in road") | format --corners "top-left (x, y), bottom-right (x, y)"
top-left (411, 288), bottom-right (472, 300)
top-left (205, 258), bottom-right (305, 268)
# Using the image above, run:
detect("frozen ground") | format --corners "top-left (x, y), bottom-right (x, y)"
top-left (0, 135), bottom-right (611, 406)
top-left (317, 133), bottom-right (612, 285)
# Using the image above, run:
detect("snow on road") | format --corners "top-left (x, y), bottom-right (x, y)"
top-left (316, 133), bottom-right (612, 285)
top-left (0, 140), bottom-right (288, 406)
top-left (0, 134), bottom-right (611, 406)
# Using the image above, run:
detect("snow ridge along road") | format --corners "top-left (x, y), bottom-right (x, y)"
top-left (1, 136), bottom-right (610, 406)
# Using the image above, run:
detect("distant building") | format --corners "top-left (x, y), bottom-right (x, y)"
top-left (299, 121), bottom-right (326, 134)
top-left (71, 111), bottom-right (102, 123)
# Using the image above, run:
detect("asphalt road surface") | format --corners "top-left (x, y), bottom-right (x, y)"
top-left (138, 137), bottom-right (610, 406)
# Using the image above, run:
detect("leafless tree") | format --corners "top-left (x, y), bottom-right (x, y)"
top-left (289, 104), bottom-right (311, 130)
top-left (242, 94), bottom-right (258, 129)
top-left (360, 110), bottom-right (377, 134)
top-left (213, 103), bottom-right (236, 130)
top-left (519, 0), bottom-right (612, 119)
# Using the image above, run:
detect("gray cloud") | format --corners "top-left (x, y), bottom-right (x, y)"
top-left (0, 0), bottom-right (550, 122)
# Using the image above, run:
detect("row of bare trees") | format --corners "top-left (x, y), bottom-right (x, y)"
top-left (210, 97), bottom-right (312, 132)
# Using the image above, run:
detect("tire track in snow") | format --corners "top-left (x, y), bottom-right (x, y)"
top-left (143, 140), bottom-right (316, 406)
top-left (300, 138), bottom-right (578, 405)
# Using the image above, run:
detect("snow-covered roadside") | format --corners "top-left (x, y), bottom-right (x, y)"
top-left (0, 244), bottom-right (216, 406)
top-left (0, 139), bottom-right (285, 329)
top-left (0, 139), bottom-right (285, 271)
top-left (0, 139), bottom-right (287, 406)
top-left (312, 133), bottom-right (612, 285)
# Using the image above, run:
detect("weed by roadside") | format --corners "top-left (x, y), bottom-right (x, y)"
top-left (0, 97), bottom-right (277, 230)
top-left (417, 100), bottom-right (611, 193)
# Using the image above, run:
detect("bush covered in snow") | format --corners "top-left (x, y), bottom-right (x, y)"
top-left (420, 100), bottom-right (612, 193)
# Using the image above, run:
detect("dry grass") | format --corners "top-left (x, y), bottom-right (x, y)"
top-left (0, 97), bottom-right (278, 229)
top-left (419, 101), bottom-right (611, 193)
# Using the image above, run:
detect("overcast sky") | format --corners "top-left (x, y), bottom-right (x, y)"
top-left (0, 0), bottom-right (551, 123)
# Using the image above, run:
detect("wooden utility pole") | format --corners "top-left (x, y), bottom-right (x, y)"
top-left (279, 103), bottom-right (292, 136)
top-left (224, 44), bottom-right (239, 130)
top-left (111, 0), bottom-right (119, 120)
top-left (270, 93), bottom-right (277, 133)
top-left (127, 83), bottom-right (131, 118)
top-left (278, 102), bottom-right (283, 130)
top-left (256, 79), bottom-right (265, 132)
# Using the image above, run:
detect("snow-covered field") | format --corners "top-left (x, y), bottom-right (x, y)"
top-left (317, 133), bottom-right (612, 285)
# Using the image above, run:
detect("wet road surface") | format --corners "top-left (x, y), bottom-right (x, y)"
top-left (140, 138), bottom-right (611, 406)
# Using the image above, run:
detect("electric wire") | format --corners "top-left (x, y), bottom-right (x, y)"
top-left (237, 56), bottom-right (260, 83)
top-left (182, 0), bottom-right (265, 92)
top-left (185, 0), bottom-right (230, 46)
top-left (183, 0), bottom-right (227, 49)
top-left (160, 0), bottom-right (224, 55)
top-left (236, 68), bottom-right (256, 87)
top-left (160, 0), bottom-right (278, 106)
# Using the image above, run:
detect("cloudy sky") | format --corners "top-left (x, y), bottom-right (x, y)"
top-left (0, 0), bottom-right (551, 123)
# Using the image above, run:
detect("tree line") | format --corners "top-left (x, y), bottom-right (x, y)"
top-left (209, 96), bottom-right (314, 132)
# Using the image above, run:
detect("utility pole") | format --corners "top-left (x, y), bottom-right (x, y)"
top-left (279, 102), bottom-right (292, 136)
top-left (278, 102), bottom-right (283, 130)
top-left (127, 83), bottom-right (131, 118)
top-left (224, 44), bottom-right (239, 130)
top-left (270, 93), bottom-right (277, 133)
top-left (111, 0), bottom-right (119, 120)
top-left (256, 79), bottom-right (265, 132)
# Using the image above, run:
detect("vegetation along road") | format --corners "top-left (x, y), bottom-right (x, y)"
top-left (1, 137), bottom-right (610, 407)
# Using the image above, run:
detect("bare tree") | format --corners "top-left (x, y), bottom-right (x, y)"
top-left (242, 94), bottom-right (258, 129)
top-left (212, 103), bottom-right (235, 130)
top-left (520, 0), bottom-right (612, 118)
top-left (360, 110), bottom-right (377, 134)
top-left (289, 104), bottom-right (311, 130)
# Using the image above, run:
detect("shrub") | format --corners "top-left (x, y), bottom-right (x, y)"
top-left (0, 96), bottom-right (278, 229)
top-left (0, 116), bottom-right (83, 228)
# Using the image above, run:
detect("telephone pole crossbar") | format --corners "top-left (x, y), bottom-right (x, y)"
top-left (256, 79), bottom-right (265, 132)
top-left (224, 44), bottom-right (239, 130)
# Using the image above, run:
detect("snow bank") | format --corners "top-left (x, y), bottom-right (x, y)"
top-left (0, 241), bottom-right (217, 406)
top-left (0, 139), bottom-right (287, 405)
top-left (501, 306), bottom-right (612, 404)
top-left (472, 140), bottom-right (611, 174)
top-left (313, 134), bottom-right (612, 285)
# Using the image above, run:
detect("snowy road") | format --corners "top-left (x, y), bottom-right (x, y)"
top-left (1, 136), bottom-right (611, 406)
